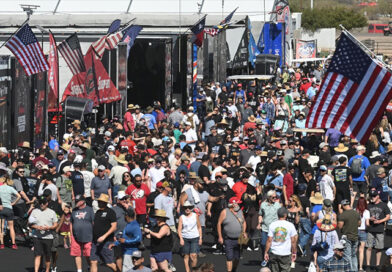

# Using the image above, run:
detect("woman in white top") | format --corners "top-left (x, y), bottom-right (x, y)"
top-left (178, 201), bottom-right (202, 272)
top-left (356, 197), bottom-right (370, 272)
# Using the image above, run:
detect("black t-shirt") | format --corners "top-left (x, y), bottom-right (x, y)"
top-left (71, 171), bottom-right (85, 196)
top-left (147, 191), bottom-right (160, 216)
top-left (93, 207), bottom-right (117, 242)
top-left (298, 157), bottom-right (311, 183)
top-left (198, 165), bottom-right (211, 181)
top-left (207, 135), bottom-right (218, 151)
top-left (331, 166), bottom-right (351, 189)
top-left (299, 195), bottom-right (310, 217)
top-left (306, 179), bottom-right (318, 198)
top-left (48, 200), bottom-right (63, 217)
top-left (368, 201), bottom-right (390, 233)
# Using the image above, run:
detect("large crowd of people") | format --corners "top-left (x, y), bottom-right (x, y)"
top-left (1, 62), bottom-right (392, 272)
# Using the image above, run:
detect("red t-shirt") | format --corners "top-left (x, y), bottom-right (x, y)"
top-left (232, 181), bottom-right (248, 200)
top-left (123, 112), bottom-right (135, 132)
top-left (119, 139), bottom-right (136, 156)
top-left (125, 183), bottom-right (150, 215)
top-left (283, 173), bottom-right (294, 200)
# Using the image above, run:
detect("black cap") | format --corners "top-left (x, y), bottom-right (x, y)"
top-left (43, 189), bottom-right (52, 197)
top-left (75, 195), bottom-right (86, 202)
top-left (369, 189), bottom-right (378, 197)
top-left (38, 196), bottom-right (48, 205)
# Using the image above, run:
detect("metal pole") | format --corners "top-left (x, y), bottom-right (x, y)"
top-left (264, 0), bottom-right (266, 22)
top-left (179, 0), bottom-right (181, 72)
top-left (311, 0), bottom-right (313, 9)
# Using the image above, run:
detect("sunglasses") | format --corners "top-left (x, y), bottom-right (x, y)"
top-left (18, 171), bottom-right (25, 174)
top-left (272, 196), bottom-right (278, 199)
top-left (124, 175), bottom-right (130, 177)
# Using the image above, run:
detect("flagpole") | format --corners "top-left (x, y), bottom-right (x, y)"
top-left (0, 18), bottom-right (30, 49)
top-left (121, 18), bottom-right (137, 30)
top-left (339, 24), bottom-right (390, 70)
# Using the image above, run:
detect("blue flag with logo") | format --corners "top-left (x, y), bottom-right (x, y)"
top-left (248, 19), bottom-right (260, 68)
top-left (122, 25), bottom-right (143, 57)
top-left (258, 22), bottom-right (284, 66)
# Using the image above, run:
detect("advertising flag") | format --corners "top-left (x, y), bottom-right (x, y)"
top-left (47, 31), bottom-right (59, 111)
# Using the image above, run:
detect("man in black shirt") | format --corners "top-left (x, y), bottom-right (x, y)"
top-left (305, 170), bottom-right (318, 198)
top-left (90, 193), bottom-right (117, 272)
top-left (366, 189), bottom-right (390, 269)
top-left (71, 163), bottom-right (85, 198)
top-left (331, 157), bottom-right (352, 211)
top-left (198, 155), bottom-right (211, 184)
top-left (298, 149), bottom-right (311, 184)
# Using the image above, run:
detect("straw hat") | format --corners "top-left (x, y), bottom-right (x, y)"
top-left (387, 143), bottom-right (392, 153)
top-left (310, 192), bottom-right (324, 205)
top-left (115, 153), bottom-right (128, 165)
top-left (127, 104), bottom-right (135, 110)
top-left (248, 115), bottom-right (257, 122)
top-left (72, 120), bottom-right (81, 125)
top-left (97, 193), bottom-right (110, 203)
top-left (334, 143), bottom-right (348, 153)
top-left (218, 119), bottom-right (229, 126)
top-left (153, 209), bottom-right (169, 219)
top-left (61, 143), bottom-right (71, 151)
top-left (189, 172), bottom-right (198, 179)
top-left (316, 213), bottom-right (337, 232)
top-left (21, 141), bottom-right (31, 149)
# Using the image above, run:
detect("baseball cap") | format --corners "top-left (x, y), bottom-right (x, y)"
top-left (75, 194), bottom-right (86, 202)
top-left (132, 250), bottom-right (142, 258)
top-left (340, 199), bottom-right (350, 206)
top-left (104, 131), bottom-right (111, 137)
top-left (386, 248), bottom-right (392, 256)
top-left (107, 145), bottom-right (115, 152)
top-left (156, 181), bottom-right (163, 188)
top-left (369, 189), bottom-right (379, 197)
top-left (117, 191), bottom-right (129, 200)
top-left (323, 199), bottom-right (333, 207)
top-left (63, 166), bottom-right (72, 173)
top-left (229, 197), bottom-right (242, 204)
top-left (333, 242), bottom-right (344, 250)
top-left (320, 165), bottom-right (328, 171)
top-left (98, 165), bottom-right (106, 171)
top-left (232, 137), bottom-right (240, 142)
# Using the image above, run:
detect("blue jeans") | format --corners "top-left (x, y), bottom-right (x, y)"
top-left (112, 185), bottom-right (120, 204)
top-left (299, 218), bottom-right (312, 254)
top-left (343, 239), bottom-right (358, 271)
top-left (260, 231), bottom-right (269, 257)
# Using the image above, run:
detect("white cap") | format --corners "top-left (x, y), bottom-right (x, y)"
top-left (98, 165), bottom-right (106, 171)
top-left (185, 122), bottom-right (192, 126)
top-left (74, 155), bottom-right (83, 163)
top-left (333, 242), bottom-right (344, 250)
top-left (386, 248), bottom-right (392, 256)
top-left (63, 166), bottom-right (72, 173)
top-left (107, 145), bottom-right (115, 151)
top-left (232, 137), bottom-right (240, 142)
top-left (0, 147), bottom-right (8, 154)
top-left (117, 191), bottom-right (127, 200)
top-left (104, 131), bottom-right (111, 137)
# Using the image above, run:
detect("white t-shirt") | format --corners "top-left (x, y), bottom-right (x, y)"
top-left (320, 174), bottom-right (335, 201)
top-left (268, 219), bottom-right (297, 256)
top-left (184, 129), bottom-right (198, 149)
top-left (81, 170), bottom-right (95, 198)
top-left (148, 167), bottom-right (166, 192)
top-left (109, 165), bottom-right (128, 186)
top-left (359, 209), bottom-right (370, 230)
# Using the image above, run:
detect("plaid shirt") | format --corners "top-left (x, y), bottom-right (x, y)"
top-left (321, 255), bottom-right (351, 272)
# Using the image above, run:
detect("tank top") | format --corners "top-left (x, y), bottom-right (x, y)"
top-left (151, 224), bottom-right (173, 253)
top-left (222, 208), bottom-right (243, 239)
top-left (287, 211), bottom-right (298, 227)
top-left (181, 213), bottom-right (199, 239)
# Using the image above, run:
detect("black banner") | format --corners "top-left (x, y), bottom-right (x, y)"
top-left (0, 56), bottom-right (10, 148)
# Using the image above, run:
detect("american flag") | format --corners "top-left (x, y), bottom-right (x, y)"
top-left (91, 35), bottom-right (107, 59)
top-left (306, 32), bottom-right (392, 143)
top-left (106, 30), bottom-right (125, 50)
top-left (205, 8), bottom-right (237, 37)
top-left (58, 33), bottom-right (86, 75)
top-left (5, 24), bottom-right (49, 76)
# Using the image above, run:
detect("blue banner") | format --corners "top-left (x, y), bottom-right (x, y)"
top-left (248, 18), bottom-right (260, 68)
top-left (257, 22), bottom-right (284, 66)
top-left (192, 44), bottom-right (198, 110)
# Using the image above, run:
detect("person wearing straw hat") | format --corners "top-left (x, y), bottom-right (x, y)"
top-left (124, 104), bottom-right (135, 133)
top-left (178, 200), bottom-right (202, 272)
top-left (109, 154), bottom-right (129, 202)
top-left (311, 213), bottom-right (340, 271)
top-left (90, 193), bottom-right (117, 272)
top-left (144, 209), bottom-right (173, 272)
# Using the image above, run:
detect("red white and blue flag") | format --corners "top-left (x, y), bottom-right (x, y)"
top-left (122, 25), bottom-right (143, 57)
top-left (58, 33), bottom-right (86, 75)
top-left (190, 16), bottom-right (206, 47)
top-left (306, 32), bottom-right (392, 143)
top-left (205, 8), bottom-right (237, 36)
top-left (5, 24), bottom-right (49, 76)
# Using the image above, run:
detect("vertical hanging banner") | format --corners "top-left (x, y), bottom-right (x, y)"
top-left (260, 22), bottom-right (285, 66)
top-left (116, 43), bottom-right (128, 117)
top-left (47, 31), bottom-right (59, 112)
top-left (62, 49), bottom-right (121, 106)
top-left (34, 71), bottom-right (47, 146)
top-left (296, 40), bottom-right (317, 59)
top-left (192, 44), bottom-right (198, 109)
top-left (0, 56), bottom-right (10, 147)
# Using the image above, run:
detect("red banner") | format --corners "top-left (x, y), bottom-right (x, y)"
top-left (47, 32), bottom-right (59, 112)
top-left (62, 48), bottom-right (121, 106)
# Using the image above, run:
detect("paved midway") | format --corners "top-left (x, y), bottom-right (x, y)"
top-left (0, 231), bottom-right (391, 272)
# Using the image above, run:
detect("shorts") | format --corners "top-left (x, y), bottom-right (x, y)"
top-left (33, 238), bottom-right (53, 258)
top-left (182, 237), bottom-right (200, 255)
top-left (90, 241), bottom-right (114, 264)
top-left (114, 245), bottom-right (123, 259)
top-left (224, 238), bottom-right (240, 261)
top-left (366, 232), bottom-right (384, 249)
top-left (358, 230), bottom-right (367, 242)
top-left (353, 181), bottom-right (367, 194)
top-left (335, 187), bottom-right (350, 204)
top-left (150, 251), bottom-right (172, 263)
top-left (70, 235), bottom-right (92, 257)
top-left (0, 207), bottom-right (14, 220)
top-left (51, 233), bottom-right (60, 252)
top-left (317, 256), bottom-right (328, 269)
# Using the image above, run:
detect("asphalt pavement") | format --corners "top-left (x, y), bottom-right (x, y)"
top-left (0, 231), bottom-right (391, 272)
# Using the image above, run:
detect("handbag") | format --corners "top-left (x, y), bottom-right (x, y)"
top-left (230, 210), bottom-right (249, 246)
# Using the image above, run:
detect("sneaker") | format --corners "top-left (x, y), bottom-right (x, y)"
top-left (247, 246), bottom-right (253, 251)
top-left (0, 244), bottom-right (4, 249)
top-left (51, 267), bottom-right (57, 272)
top-left (198, 252), bottom-right (206, 258)
top-left (254, 247), bottom-right (260, 251)
top-left (11, 244), bottom-right (18, 250)
top-left (298, 244), bottom-right (304, 256)
top-left (211, 244), bottom-right (217, 249)
top-left (169, 263), bottom-right (176, 271)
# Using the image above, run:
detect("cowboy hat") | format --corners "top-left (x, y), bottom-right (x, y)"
top-left (20, 141), bottom-right (31, 149)
top-left (218, 119), bottom-right (229, 126)
top-left (310, 192), bottom-right (324, 205)
top-left (97, 193), bottom-right (110, 203)
top-left (334, 143), bottom-right (348, 153)
top-left (248, 115), bottom-right (257, 122)
top-left (127, 104), bottom-right (135, 110)
top-left (72, 120), bottom-right (81, 125)
top-left (316, 213), bottom-right (337, 232)
top-left (115, 153), bottom-right (128, 165)
top-left (370, 151), bottom-right (381, 159)
top-left (153, 209), bottom-right (169, 219)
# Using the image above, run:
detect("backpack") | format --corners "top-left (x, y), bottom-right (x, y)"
top-left (351, 156), bottom-right (363, 175)
top-left (186, 114), bottom-right (195, 129)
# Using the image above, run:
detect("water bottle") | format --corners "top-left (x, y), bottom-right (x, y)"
top-left (261, 260), bottom-right (268, 267)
